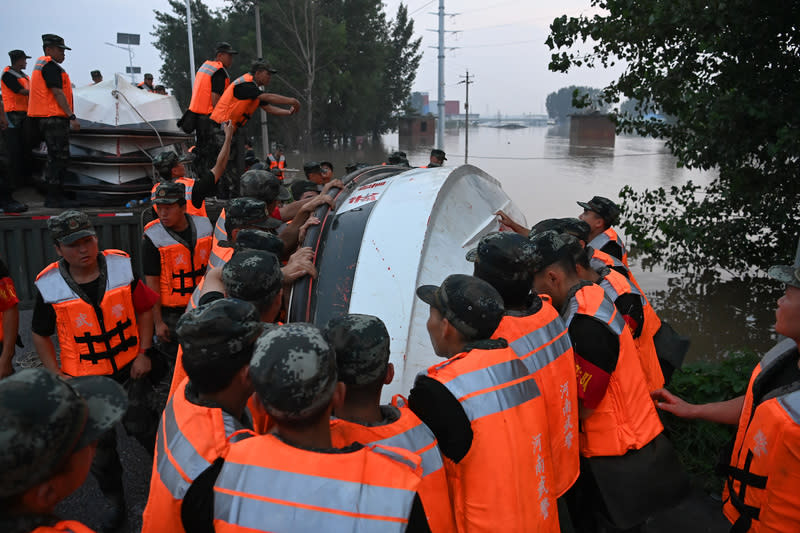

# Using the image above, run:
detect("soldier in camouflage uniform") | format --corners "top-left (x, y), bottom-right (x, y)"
top-left (220, 249), bottom-right (284, 321)
top-left (0, 368), bottom-right (127, 533)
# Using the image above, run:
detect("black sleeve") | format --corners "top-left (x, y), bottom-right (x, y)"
top-left (406, 493), bottom-right (433, 533)
top-left (0, 258), bottom-right (9, 278)
top-left (601, 241), bottom-right (624, 262)
top-left (612, 265), bottom-right (630, 278)
top-left (614, 293), bottom-right (644, 339)
top-left (232, 82), bottom-right (262, 101)
top-left (408, 375), bottom-right (473, 463)
top-left (191, 169), bottom-right (215, 208)
top-left (210, 70), bottom-right (228, 96)
top-left (31, 288), bottom-right (57, 337)
top-left (1, 72), bottom-right (23, 93)
top-left (141, 235), bottom-right (162, 276)
top-left (182, 458), bottom-right (224, 533)
top-left (568, 315), bottom-right (619, 374)
top-left (198, 291), bottom-right (224, 306)
top-left (41, 62), bottom-right (63, 89)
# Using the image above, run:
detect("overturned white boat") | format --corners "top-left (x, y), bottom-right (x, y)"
top-left (33, 73), bottom-right (193, 205)
top-left (289, 164), bottom-right (527, 400)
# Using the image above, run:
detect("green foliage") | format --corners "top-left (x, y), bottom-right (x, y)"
top-left (545, 86), bottom-right (609, 120)
top-left (662, 350), bottom-right (760, 493)
top-left (546, 1), bottom-right (800, 273)
top-left (151, 0), bottom-right (422, 147)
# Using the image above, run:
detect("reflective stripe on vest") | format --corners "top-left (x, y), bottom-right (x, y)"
top-left (34, 251), bottom-right (138, 376)
top-left (589, 228), bottom-right (628, 266)
top-left (214, 441), bottom-right (418, 532)
top-left (508, 314), bottom-right (573, 373)
top-left (208, 209), bottom-right (230, 270)
top-left (369, 421), bottom-right (442, 477)
top-left (188, 60), bottom-right (228, 115)
top-left (209, 73), bottom-right (261, 127)
top-left (564, 289), bottom-right (626, 336)
top-left (599, 270), bottom-right (643, 305)
top-left (28, 56), bottom-right (73, 118)
top-left (1, 66), bottom-right (29, 112)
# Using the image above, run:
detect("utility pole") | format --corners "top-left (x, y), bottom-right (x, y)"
top-left (458, 70), bottom-right (473, 164)
top-left (254, 1), bottom-right (269, 158)
top-left (427, 3), bottom-right (459, 152)
top-left (185, 0), bottom-right (196, 86)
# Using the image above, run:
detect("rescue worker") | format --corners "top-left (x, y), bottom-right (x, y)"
top-left (0, 255), bottom-right (20, 379)
top-left (141, 298), bottom-right (262, 533)
top-left (290, 178), bottom-right (321, 202)
top-left (209, 61), bottom-right (300, 198)
top-left (320, 160), bottom-right (334, 180)
top-left (529, 231), bottom-right (687, 532)
top-left (0, 368), bottom-right (127, 533)
top-left (207, 197), bottom-right (281, 270)
top-left (577, 196), bottom-right (629, 268)
top-left (1, 49), bottom-right (32, 212)
top-left (324, 313), bottom-right (457, 533)
top-left (137, 73), bottom-right (155, 92)
top-left (427, 149), bottom-right (446, 168)
top-left (154, 85), bottom-right (167, 95)
top-left (90, 70), bottom-right (102, 84)
top-left (651, 237), bottom-right (800, 532)
top-left (180, 323), bottom-right (431, 532)
top-left (183, 42), bottom-right (236, 171)
top-left (142, 181), bottom-right (213, 362)
top-left (410, 274), bottom-right (560, 532)
top-left (27, 34), bottom-right (80, 208)
top-left (149, 119), bottom-right (235, 219)
top-left (465, 233), bottom-right (580, 510)
top-left (267, 143), bottom-right (286, 179)
top-left (31, 210), bottom-right (157, 530)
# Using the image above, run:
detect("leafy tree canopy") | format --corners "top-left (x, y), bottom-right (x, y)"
top-left (546, 0), bottom-right (800, 274)
top-left (545, 86), bottom-right (609, 120)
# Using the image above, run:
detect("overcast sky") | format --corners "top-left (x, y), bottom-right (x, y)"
top-left (3, 0), bottom-right (622, 116)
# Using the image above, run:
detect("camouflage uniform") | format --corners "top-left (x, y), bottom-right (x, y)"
top-left (250, 323), bottom-right (338, 421)
top-left (39, 116), bottom-right (71, 186)
top-left (323, 314), bottom-right (391, 386)
top-left (223, 197), bottom-right (282, 237)
top-left (221, 249), bottom-right (283, 304)
top-left (466, 231), bottom-right (540, 282)
top-left (0, 368), bottom-right (127, 532)
top-left (577, 196), bottom-right (621, 226)
top-left (213, 125), bottom-right (244, 199)
top-left (220, 228), bottom-right (284, 256)
top-left (239, 168), bottom-right (291, 203)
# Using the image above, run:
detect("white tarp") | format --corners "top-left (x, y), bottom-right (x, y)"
top-left (74, 73), bottom-right (182, 129)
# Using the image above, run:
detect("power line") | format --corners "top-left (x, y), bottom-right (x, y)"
top-left (446, 151), bottom-right (671, 161)
top-left (409, 0), bottom-right (436, 16)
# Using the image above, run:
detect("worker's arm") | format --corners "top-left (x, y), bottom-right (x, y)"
top-left (260, 104), bottom-right (293, 117)
top-left (277, 194), bottom-right (334, 253)
top-left (51, 87), bottom-right (80, 131)
top-left (33, 333), bottom-right (60, 375)
top-left (0, 99), bottom-right (6, 130)
top-left (0, 306), bottom-right (19, 378)
top-left (31, 289), bottom-right (62, 375)
top-left (131, 306), bottom-right (154, 378)
top-left (145, 275), bottom-right (168, 342)
top-left (495, 210), bottom-right (529, 236)
top-left (258, 93), bottom-right (300, 111)
top-left (211, 92), bottom-right (221, 108)
top-left (651, 389), bottom-right (745, 426)
top-left (210, 120), bottom-right (234, 183)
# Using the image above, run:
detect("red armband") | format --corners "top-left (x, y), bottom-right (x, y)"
top-left (574, 354), bottom-right (611, 410)
top-left (0, 276), bottom-right (20, 312)
top-left (132, 280), bottom-right (160, 313)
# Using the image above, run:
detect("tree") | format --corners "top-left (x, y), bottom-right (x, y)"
top-left (546, 0), bottom-right (800, 273)
top-left (545, 86), bottom-right (608, 120)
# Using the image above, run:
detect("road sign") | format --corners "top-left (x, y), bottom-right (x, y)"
top-left (116, 33), bottom-right (140, 46)
top-left (125, 66), bottom-right (141, 74)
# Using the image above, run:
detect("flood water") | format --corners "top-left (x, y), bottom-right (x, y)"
top-left (299, 124), bottom-right (781, 363)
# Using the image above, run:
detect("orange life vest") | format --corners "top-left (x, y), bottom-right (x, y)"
top-left (1, 66), bottom-right (29, 112)
top-left (330, 395), bottom-right (456, 533)
top-left (247, 393), bottom-right (273, 435)
top-left (267, 154), bottom-right (286, 180)
top-left (563, 283), bottom-right (663, 457)
top-left (150, 177), bottom-right (208, 218)
top-left (589, 228), bottom-right (629, 268)
top-left (423, 345), bottom-right (560, 532)
top-left (493, 297), bottom-right (580, 498)
top-left (597, 268), bottom-right (665, 391)
top-left (722, 339), bottom-right (800, 532)
top-left (589, 246), bottom-right (627, 274)
top-left (208, 208), bottom-right (232, 270)
top-left (209, 73), bottom-right (261, 128)
top-left (32, 521), bottom-right (96, 532)
top-left (137, 81), bottom-right (155, 93)
top-left (212, 433), bottom-right (423, 532)
top-left (188, 60), bottom-right (229, 115)
top-left (34, 250), bottom-right (139, 377)
top-left (28, 56), bottom-right (73, 118)
top-left (141, 378), bottom-right (254, 533)
top-left (143, 215), bottom-right (213, 308)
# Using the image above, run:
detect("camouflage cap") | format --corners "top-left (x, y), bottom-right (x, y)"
top-left (466, 232), bottom-right (538, 281)
top-left (290, 180), bottom-right (320, 200)
top-left (240, 169), bottom-right (291, 203)
top-left (219, 228), bottom-right (284, 256)
top-left (430, 149), bottom-right (447, 161)
top-left (42, 34), bottom-right (71, 50)
top-left (388, 152), bottom-right (410, 166)
top-left (48, 210), bottom-right (96, 245)
top-left (416, 274), bottom-right (505, 340)
top-left (323, 314), bottom-right (390, 386)
top-left (250, 323), bottom-right (338, 421)
top-left (176, 298), bottom-right (263, 366)
top-left (768, 236), bottom-right (800, 289)
top-left (303, 161), bottom-right (322, 176)
top-left (153, 151), bottom-right (194, 174)
top-left (222, 250), bottom-right (284, 303)
top-left (215, 42), bottom-right (238, 55)
top-left (529, 230), bottom-right (582, 274)
top-left (529, 218), bottom-right (568, 239)
top-left (225, 198), bottom-right (281, 233)
top-left (152, 180), bottom-right (186, 205)
top-left (0, 368), bottom-right (127, 498)
top-left (577, 195), bottom-right (621, 226)
top-left (560, 217), bottom-right (591, 242)
top-left (251, 60), bottom-right (277, 74)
